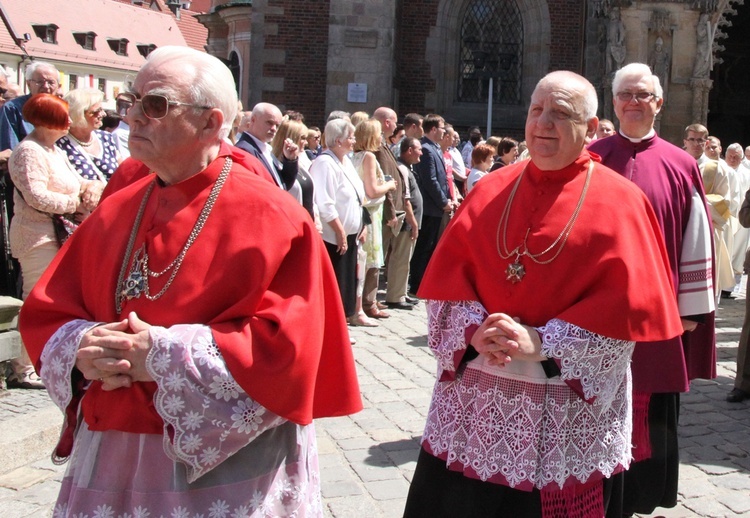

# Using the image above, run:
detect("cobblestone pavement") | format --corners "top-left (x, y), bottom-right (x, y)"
top-left (1, 287), bottom-right (750, 517)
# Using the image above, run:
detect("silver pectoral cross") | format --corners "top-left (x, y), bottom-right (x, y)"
top-left (505, 254), bottom-right (526, 283)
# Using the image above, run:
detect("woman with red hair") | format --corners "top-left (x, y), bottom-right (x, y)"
top-left (7, 93), bottom-right (102, 388)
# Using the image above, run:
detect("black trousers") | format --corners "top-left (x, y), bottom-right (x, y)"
top-left (608, 393), bottom-right (680, 517)
top-left (404, 448), bottom-right (621, 518)
top-left (324, 234), bottom-right (358, 318)
top-left (409, 214), bottom-right (443, 293)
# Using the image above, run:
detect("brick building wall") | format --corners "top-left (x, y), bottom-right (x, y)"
top-left (261, 0), bottom-right (330, 125)
top-left (547, 0), bottom-right (586, 72)
top-left (394, 0), bottom-right (438, 115)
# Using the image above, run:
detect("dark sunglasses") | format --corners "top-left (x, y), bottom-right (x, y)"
top-left (116, 92), bottom-right (211, 120)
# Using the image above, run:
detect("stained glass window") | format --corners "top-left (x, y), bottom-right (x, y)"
top-left (458, 0), bottom-right (523, 104)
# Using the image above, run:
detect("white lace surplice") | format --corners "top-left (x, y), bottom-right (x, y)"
top-left (422, 300), bottom-right (635, 492)
top-left (41, 320), bottom-right (322, 518)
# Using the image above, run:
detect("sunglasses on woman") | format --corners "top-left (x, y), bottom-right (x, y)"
top-left (116, 92), bottom-right (211, 120)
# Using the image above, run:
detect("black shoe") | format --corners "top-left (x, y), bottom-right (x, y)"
top-left (726, 388), bottom-right (750, 403)
top-left (721, 290), bottom-right (734, 299)
top-left (386, 301), bottom-right (414, 310)
top-left (405, 295), bottom-right (420, 305)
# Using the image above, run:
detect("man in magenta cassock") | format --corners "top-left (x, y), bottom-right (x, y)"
top-left (589, 62), bottom-right (715, 517)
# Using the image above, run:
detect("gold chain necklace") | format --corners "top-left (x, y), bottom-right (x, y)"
top-left (115, 157), bottom-right (233, 313)
top-left (496, 160), bottom-right (593, 283)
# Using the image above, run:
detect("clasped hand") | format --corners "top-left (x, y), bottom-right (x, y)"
top-left (76, 312), bottom-right (154, 391)
top-left (469, 313), bottom-right (545, 367)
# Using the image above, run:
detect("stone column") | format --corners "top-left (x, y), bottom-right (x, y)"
top-left (691, 78), bottom-right (713, 124)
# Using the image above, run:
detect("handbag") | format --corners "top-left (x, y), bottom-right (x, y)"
top-left (50, 214), bottom-right (76, 247)
top-left (362, 206), bottom-right (372, 225)
top-left (15, 187), bottom-right (77, 247)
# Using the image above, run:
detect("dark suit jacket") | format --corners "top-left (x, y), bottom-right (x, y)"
top-left (414, 137), bottom-right (450, 217)
top-left (235, 132), bottom-right (298, 190)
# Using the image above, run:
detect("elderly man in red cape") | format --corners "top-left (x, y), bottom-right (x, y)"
top-left (589, 63), bottom-right (715, 517)
top-left (402, 71), bottom-right (683, 518)
top-left (19, 46), bottom-right (361, 517)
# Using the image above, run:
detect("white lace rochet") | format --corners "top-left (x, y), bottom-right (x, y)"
top-left (422, 300), bottom-right (635, 491)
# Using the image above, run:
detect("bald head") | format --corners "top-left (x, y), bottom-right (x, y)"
top-left (373, 107), bottom-right (398, 138)
top-left (525, 71), bottom-right (598, 171)
top-left (249, 102), bottom-right (283, 143)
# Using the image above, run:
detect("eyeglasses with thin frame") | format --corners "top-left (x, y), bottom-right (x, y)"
top-left (116, 92), bottom-right (211, 120)
top-left (86, 108), bottom-right (105, 117)
top-left (685, 137), bottom-right (707, 144)
top-left (30, 79), bottom-right (58, 88)
top-left (615, 91), bottom-right (659, 103)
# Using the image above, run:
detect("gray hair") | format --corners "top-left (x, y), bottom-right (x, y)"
top-left (612, 63), bottom-right (663, 99)
top-left (64, 88), bottom-right (104, 129)
top-left (727, 143), bottom-right (743, 155)
top-left (24, 61), bottom-right (58, 81)
top-left (141, 46), bottom-right (237, 140)
top-left (324, 118), bottom-right (355, 147)
top-left (327, 110), bottom-right (351, 123)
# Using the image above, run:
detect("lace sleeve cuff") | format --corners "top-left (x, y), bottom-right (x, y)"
top-left (39, 319), bottom-right (102, 412)
top-left (147, 325), bottom-right (286, 484)
top-left (427, 300), bottom-right (486, 379)
top-left (537, 318), bottom-right (634, 404)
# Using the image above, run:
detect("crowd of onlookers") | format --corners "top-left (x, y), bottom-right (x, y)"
top-left (5, 59), bottom-right (750, 402)
top-left (0, 58), bottom-right (538, 389)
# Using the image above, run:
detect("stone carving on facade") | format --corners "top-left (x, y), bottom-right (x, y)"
top-left (647, 10), bottom-right (674, 112)
top-left (693, 13), bottom-right (714, 78)
top-left (650, 37), bottom-right (670, 101)
top-left (606, 7), bottom-right (627, 76)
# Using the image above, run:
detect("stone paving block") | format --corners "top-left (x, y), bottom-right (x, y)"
top-left (316, 435), bottom-right (338, 455)
top-left (708, 420), bottom-right (750, 433)
top-left (717, 491), bottom-right (750, 514)
top-left (0, 466), bottom-right (55, 491)
top-left (0, 499), bottom-right (46, 518)
top-left (325, 495), bottom-right (381, 518)
top-left (352, 463), bottom-right (403, 483)
top-left (364, 478), bottom-right (410, 501)
top-left (678, 424), bottom-right (713, 438)
top-left (321, 474), bottom-right (364, 498)
top-left (682, 495), bottom-right (734, 517)
top-left (373, 401), bottom-right (416, 415)
top-left (682, 402), bottom-right (725, 414)
top-left (381, 378), bottom-right (418, 391)
top-left (692, 461), bottom-right (739, 476)
top-left (384, 448), bottom-right (419, 469)
top-left (691, 432), bottom-right (732, 447)
top-left (377, 497), bottom-right (407, 517)
top-left (716, 442), bottom-right (749, 459)
top-left (636, 503), bottom-right (701, 517)
top-left (678, 477), bottom-right (716, 498)
top-left (343, 447), bottom-right (391, 466)
top-left (678, 463), bottom-right (704, 480)
top-left (712, 472), bottom-right (750, 491)
top-left (364, 390), bottom-right (402, 404)
top-left (732, 455), bottom-right (750, 472)
top-left (372, 434), bottom-right (419, 452)
top-left (319, 452), bottom-right (344, 470)
top-left (338, 437), bottom-right (377, 451)
top-left (324, 423), bottom-right (367, 441)
top-left (16, 477), bottom-right (60, 506)
top-left (683, 445), bottom-right (729, 462)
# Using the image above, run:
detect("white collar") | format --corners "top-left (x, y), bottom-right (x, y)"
top-left (618, 128), bottom-right (656, 143)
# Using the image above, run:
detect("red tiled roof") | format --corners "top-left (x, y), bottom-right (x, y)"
top-left (110, 0), bottom-right (208, 51)
top-left (0, 0), bottom-right (189, 71)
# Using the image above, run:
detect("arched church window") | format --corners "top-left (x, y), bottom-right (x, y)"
top-left (228, 52), bottom-right (240, 95)
top-left (458, 0), bottom-right (523, 104)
